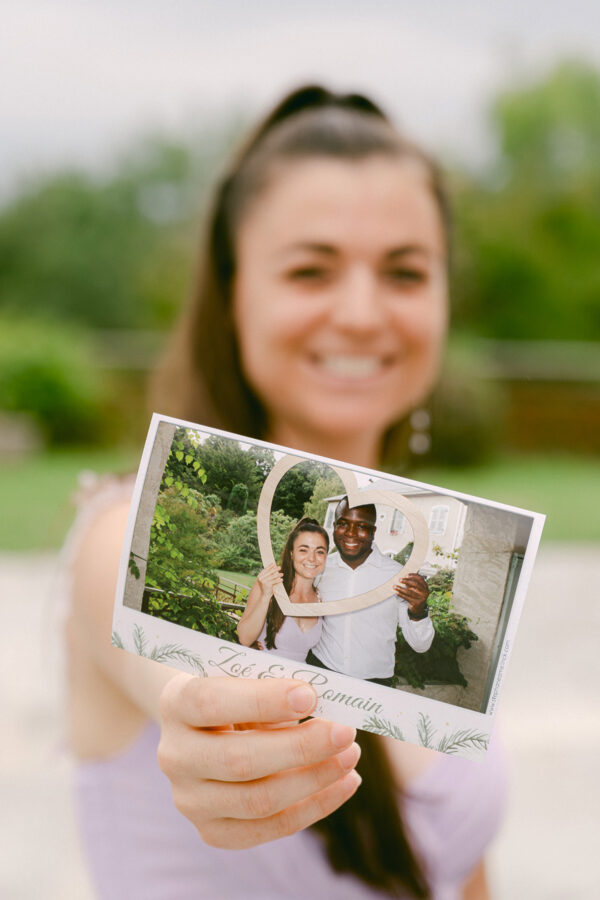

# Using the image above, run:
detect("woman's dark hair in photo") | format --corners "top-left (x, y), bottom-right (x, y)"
top-left (152, 84), bottom-right (439, 898)
top-left (264, 517), bottom-right (329, 651)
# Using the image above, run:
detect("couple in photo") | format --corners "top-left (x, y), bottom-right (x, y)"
top-left (237, 497), bottom-right (434, 685)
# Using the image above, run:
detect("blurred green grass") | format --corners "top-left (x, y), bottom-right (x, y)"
top-left (0, 449), bottom-right (597, 551)
top-left (0, 447), bottom-right (139, 552)
top-left (217, 570), bottom-right (254, 589)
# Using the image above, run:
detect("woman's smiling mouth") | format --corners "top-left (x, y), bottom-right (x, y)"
top-left (310, 354), bottom-right (395, 379)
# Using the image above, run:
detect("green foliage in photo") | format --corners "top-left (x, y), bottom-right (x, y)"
top-left (142, 434), bottom-right (239, 640)
top-left (272, 461), bottom-right (323, 520)
top-left (144, 587), bottom-right (238, 642)
top-left (394, 542), bottom-right (414, 566)
top-left (194, 434), bottom-right (274, 512)
top-left (217, 511), bottom-right (262, 574)
top-left (303, 471), bottom-right (345, 524)
top-left (227, 482), bottom-right (248, 515)
top-left (270, 509), bottom-right (298, 562)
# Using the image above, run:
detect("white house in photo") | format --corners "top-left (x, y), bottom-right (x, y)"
top-left (323, 480), bottom-right (467, 571)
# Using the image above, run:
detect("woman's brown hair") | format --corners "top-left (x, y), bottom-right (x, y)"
top-left (151, 84), bottom-right (450, 469)
top-left (264, 517), bottom-right (329, 650)
top-left (152, 85), bottom-right (442, 897)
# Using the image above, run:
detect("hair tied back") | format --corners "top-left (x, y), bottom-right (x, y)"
top-left (242, 85), bottom-right (389, 158)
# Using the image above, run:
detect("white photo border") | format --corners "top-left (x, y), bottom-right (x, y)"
top-left (113, 413), bottom-right (546, 760)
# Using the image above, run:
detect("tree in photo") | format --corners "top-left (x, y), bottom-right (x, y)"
top-left (272, 460), bottom-right (323, 520)
top-left (303, 470), bottom-right (345, 523)
top-left (217, 511), bottom-right (263, 575)
top-left (227, 482), bottom-right (248, 515)
top-left (195, 434), bottom-right (274, 511)
top-left (141, 433), bottom-right (237, 640)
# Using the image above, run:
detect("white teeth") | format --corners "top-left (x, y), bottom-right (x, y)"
top-left (319, 356), bottom-right (382, 377)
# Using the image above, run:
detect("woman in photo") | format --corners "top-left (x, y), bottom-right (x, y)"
top-left (237, 517), bottom-right (328, 662)
top-left (67, 85), bottom-right (505, 899)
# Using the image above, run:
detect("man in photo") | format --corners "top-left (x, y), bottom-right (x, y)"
top-left (307, 498), bottom-right (433, 686)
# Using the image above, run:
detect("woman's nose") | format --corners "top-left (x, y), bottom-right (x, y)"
top-left (328, 267), bottom-right (387, 335)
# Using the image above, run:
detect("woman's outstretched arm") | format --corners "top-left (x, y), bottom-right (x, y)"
top-left (68, 500), bottom-right (361, 843)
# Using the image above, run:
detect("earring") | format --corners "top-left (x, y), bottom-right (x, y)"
top-left (408, 408), bottom-right (431, 456)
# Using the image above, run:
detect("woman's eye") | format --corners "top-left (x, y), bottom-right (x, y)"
top-left (286, 267), bottom-right (330, 282)
top-left (384, 268), bottom-right (427, 286)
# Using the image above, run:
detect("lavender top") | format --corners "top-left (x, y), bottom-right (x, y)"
top-left (257, 614), bottom-right (322, 662)
top-left (73, 722), bottom-right (507, 900)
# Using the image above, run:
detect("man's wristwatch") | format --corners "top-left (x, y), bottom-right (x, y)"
top-left (407, 604), bottom-right (430, 621)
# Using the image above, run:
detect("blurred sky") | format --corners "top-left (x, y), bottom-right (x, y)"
top-left (3, 0), bottom-right (600, 196)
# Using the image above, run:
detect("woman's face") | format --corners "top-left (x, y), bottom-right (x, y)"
top-left (290, 531), bottom-right (328, 580)
top-left (233, 156), bottom-right (448, 459)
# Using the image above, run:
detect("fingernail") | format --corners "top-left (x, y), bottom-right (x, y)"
top-left (337, 742), bottom-right (361, 772)
top-left (345, 770), bottom-right (362, 791)
top-left (288, 685), bottom-right (316, 714)
top-left (331, 722), bottom-right (356, 749)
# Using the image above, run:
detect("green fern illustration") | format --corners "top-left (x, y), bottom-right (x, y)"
top-left (148, 642), bottom-right (206, 675)
top-left (435, 729), bottom-right (489, 755)
top-left (133, 623), bottom-right (148, 657)
top-left (416, 712), bottom-right (435, 748)
top-left (115, 623), bottom-right (206, 676)
top-left (362, 715), bottom-right (405, 742)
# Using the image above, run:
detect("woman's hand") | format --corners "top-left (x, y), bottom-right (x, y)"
top-left (237, 563), bottom-right (283, 646)
top-left (255, 562), bottom-right (283, 600)
top-left (158, 674), bottom-right (362, 849)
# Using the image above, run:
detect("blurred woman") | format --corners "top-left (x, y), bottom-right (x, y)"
top-left (67, 86), bottom-right (504, 899)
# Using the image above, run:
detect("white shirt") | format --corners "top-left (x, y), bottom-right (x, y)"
top-left (312, 545), bottom-right (434, 679)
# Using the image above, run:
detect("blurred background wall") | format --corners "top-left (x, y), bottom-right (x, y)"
top-left (1, 2), bottom-right (598, 898)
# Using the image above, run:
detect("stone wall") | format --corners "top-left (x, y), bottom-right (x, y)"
top-left (395, 503), bottom-right (520, 711)
top-left (122, 421), bottom-right (177, 611)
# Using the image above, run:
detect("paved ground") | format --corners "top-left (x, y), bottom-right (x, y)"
top-left (1, 544), bottom-right (599, 899)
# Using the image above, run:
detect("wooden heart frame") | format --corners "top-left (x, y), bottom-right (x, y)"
top-left (257, 455), bottom-right (430, 617)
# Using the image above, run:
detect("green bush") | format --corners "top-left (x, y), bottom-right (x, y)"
top-left (143, 585), bottom-right (239, 641)
top-left (0, 314), bottom-right (104, 444)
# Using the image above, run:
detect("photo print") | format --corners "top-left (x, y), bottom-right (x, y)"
top-left (114, 414), bottom-right (545, 760)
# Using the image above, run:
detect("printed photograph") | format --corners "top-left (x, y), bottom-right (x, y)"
top-left (117, 416), bottom-right (543, 739)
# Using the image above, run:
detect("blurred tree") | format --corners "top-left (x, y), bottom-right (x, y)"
top-left (0, 131), bottom-right (233, 330)
top-left (494, 59), bottom-right (600, 185)
top-left (0, 313), bottom-right (105, 443)
top-left (452, 60), bottom-right (600, 341)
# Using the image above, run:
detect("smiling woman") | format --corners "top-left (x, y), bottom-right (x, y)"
top-left (233, 156), bottom-right (448, 462)
top-left (154, 89), bottom-right (450, 469)
top-left (237, 517), bottom-right (329, 660)
top-left (68, 85), bottom-right (504, 900)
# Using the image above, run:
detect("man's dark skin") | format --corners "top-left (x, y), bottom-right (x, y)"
top-left (333, 498), bottom-right (429, 618)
